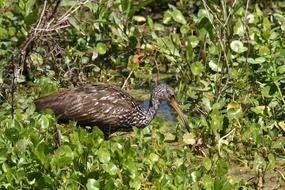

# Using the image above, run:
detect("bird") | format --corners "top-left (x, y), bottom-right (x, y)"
top-left (34, 83), bottom-right (190, 136)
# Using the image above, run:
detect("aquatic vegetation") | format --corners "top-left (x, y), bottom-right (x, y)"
top-left (0, 0), bottom-right (285, 189)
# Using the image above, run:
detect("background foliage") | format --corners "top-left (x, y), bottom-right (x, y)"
top-left (0, 0), bottom-right (285, 189)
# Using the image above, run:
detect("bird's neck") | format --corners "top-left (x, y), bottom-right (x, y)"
top-left (146, 92), bottom-right (161, 121)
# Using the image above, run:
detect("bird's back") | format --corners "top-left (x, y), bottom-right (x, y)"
top-left (35, 83), bottom-right (148, 134)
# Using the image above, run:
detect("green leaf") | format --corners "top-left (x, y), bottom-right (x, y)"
top-left (180, 25), bottom-right (190, 35)
top-left (149, 153), bottom-right (159, 162)
top-left (251, 106), bottom-right (265, 115)
top-left (208, 60), bottom-right (222, 72)
top-left (203, 157), bottom-right (212, 171)
top-left (216, 160), bottom-right (228, 176)
top-left (171, 8), bottom-right (187, 24)
top-left (30, 53), bottom-right (43, 65)
top-left (247, 57), bottom-right (266, 64)
top-left (96, 42), bottom-right (107, 55)
top-left (34, 143), bottom-right (48, 168)
top-left (201, 175), bottom-right (214, 190)
top-left (86, 179), bottom-right (100, 190)
top-left (5, 127), bottom-right (20, 143)
top-left (230, 40), bottom-right (248, 53)
top-left (272, 138), bottom-right (285, 149)
top-left (105, 162), bottom-right (119, 175)
top-left (191, 171), bottom-right (201, 183)
top-left (277, 64), bottom-right (285, 74)
top-left (24, 12), bottom-right (38, 26)
top-left (0, 148), bottom-right (8, 162)
top-left (51, 145), bottom-right (74, 169)
top-left (0, 27), bottom-right (8, 38)
top-left (198, 17), bottom-right (212, 30)
top-left (68, 16), bottom-right (80, 31)
top-left (183, 133), bottom-right (196, 145)
top-left (253, 154), bottom-right (266, 171)
top-left (39, 115), bottom-right (49, 128)
top-left (133, 16), bottom-right (146, 22)
top-left (191, 61), bottom-right (204, 75)
top-left (188, 36), bottom-right (199, 48)
top-left (98, 147), bottom-right (110, 163)
top-left (263, 17), bottom-right (271, 31)
top-left (163, 10), bottom-right (172, 24)
top-left (233, 21), bottom-right (245, 36)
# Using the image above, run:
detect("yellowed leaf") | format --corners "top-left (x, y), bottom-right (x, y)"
top-left (133, 16), bottom-right (146, 22)
top-left (278, 121), bottom-right (285, 132)
top-left (227, 101), bottom-right (241, 110)
top-left (183, 133), bottom-right (196, 145)
top-left (256, 106), bottom-right (265, 111)
top-left (146, 43), bottom-right (156, 50)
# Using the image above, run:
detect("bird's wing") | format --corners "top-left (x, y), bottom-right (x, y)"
top-left (35, 84), bottom-right (144, 127)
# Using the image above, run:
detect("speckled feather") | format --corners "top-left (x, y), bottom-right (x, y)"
top-left (35, 83), bottom-right (150, 134)
top-left (34, 83), bottom-right (188, 135)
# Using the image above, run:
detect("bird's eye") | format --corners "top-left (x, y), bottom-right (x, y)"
top-left (169, 94), bottom-right (175, 99)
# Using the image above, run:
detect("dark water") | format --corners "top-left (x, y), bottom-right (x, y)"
top-left (143, 100), bottom-right (176, 121)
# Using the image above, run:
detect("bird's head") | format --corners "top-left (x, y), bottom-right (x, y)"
top-left (154, 83), bottom-right (176, 102)
top-left (154, 84), bottom-right (191, 132)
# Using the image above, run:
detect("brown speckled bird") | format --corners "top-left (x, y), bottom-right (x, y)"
top-left (34, 83), bottom-right (190, 136)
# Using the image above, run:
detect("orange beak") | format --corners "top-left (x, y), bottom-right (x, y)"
top-left (170, 97), bottom-right (190, 133)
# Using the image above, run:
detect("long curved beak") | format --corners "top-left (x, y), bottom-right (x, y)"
top-left (170, 97), bottom-right (191, 133)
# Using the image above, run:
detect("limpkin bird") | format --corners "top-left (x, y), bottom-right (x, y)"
top-left (35, 83), bottom-right (190, 136)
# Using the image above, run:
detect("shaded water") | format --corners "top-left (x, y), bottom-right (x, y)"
top-left (143, 100), bottom-right (177, 121)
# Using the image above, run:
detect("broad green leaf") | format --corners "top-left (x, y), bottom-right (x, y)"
top-left (191, 171), bottom-right (201, 183)
top-left (251, 106), bottom-right (265, 115)
top-left (0, 148), bottom-right (8, 162)
top-left (68, 16), bottom-right (80, 31)
top-left (191, 61), bottom-right (204, 75)
top-left (211, 111), bottom-right (223, 132)
top-left (34, 143), bottom-right (48, 168)
top-left (203, 157), bottom-right (212, 171)
top-left (163, 10), bottom-right (172, 24)
top-left (230, 40), bottom-right (248, 53)
top-left (216, 160), bottom-right (228, 176)
top-left (5, 127), bottom-right (20, 143)
top-left (96, 42), bottom-right (107, 55)
top-left (263, 17), bottom-right (271, 31)
top-left (105, 163), bottom-right (119, 175)
top-left (253, 154), bottom-right (266, 171)
top-left (208, 60), bottom-right (222, 72)
top-left (86, 179), bottom-right (100, 190)
top-left (39, 115), bottom-right (49, 128)
top-left (272, 138), bottom-right (285, 149)
top-left (247, 57), bottom-right (266, 64)
top-left (24, 12), bottom-right (37, 26)
top-left (201, 175), bottom-right (214, 190)
top-left (183, 133), bottom-right (196, 145)
top-left (259, 46), bottom-right (270, 56)
top-left (247, 14), bottom-right (257, 24)
top-left (0, 27), bottom-right (8, 38)
top-left (188, 36), bottom-right (199, 48)
top-left (98, 147), bottom-right (110, 163)
top-left (234, 21), bottom-right (245, 36)
top-left (277, 65), bottom-right (285, 73)
top-left (180, 25), bottom-right (190, 35)
top-left (51, 145), bottom-right (74, 170)
top-left (149, 153), bottom-right (159, 162)
top-left (171, 8), bottom-right (187, 24)
top-left (30, 53), bottom-right (43, 65)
